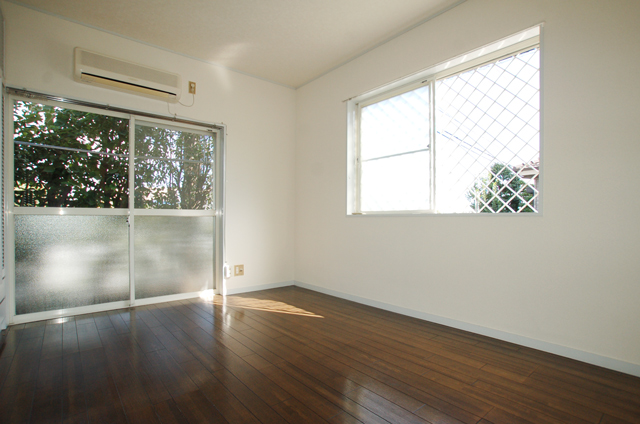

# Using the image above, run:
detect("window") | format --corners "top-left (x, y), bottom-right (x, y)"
top-left (134, 122), bottom-right (215, 209)
top-left (349, 28), bottom-right (541, 214)
top-left (13, 101), bottom-right (129, 208)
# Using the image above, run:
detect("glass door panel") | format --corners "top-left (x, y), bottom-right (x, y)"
top-left (133, 122), bottom-right (216, 300)
top-left (13, 101), bottom-right (129, 208)
top-left (15, 215), bottom-right (129, 314)
top-left (134, 216), bottom-right (214, 299)
top-left (134, 123), bottom-right (215, 209)
top-left (12, 100), bottom-right (130, 315)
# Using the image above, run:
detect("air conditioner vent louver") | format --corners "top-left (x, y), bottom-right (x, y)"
top-left (74, 48), bottom-right (181, 102)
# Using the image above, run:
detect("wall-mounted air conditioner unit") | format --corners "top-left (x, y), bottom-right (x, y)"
top-left (74, 48), bottom-right (181, 102)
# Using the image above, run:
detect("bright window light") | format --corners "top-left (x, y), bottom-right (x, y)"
top-left (350, 29), bottom-right (540, 214)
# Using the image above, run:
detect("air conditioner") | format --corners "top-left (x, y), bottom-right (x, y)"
top-left (74, 48), bottom-right (181, 102)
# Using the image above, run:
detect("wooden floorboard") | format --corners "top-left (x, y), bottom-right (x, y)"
top-left (0, 286), bottom-right (639, 424)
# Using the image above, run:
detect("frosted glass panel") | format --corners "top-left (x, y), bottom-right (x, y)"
top-left (134, 216), bottom-right (214, 299)
top-left (15, 215), bottom-right (129, 315)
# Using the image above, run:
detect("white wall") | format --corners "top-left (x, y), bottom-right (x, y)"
top-left (2, 1), bottom-right (296, 295)
top-left (295, 0), bottom-right (640, 372)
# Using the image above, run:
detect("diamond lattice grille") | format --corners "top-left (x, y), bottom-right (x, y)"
top-left (435, 48), bottom-right (540, 213)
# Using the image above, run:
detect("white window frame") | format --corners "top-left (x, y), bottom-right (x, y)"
top-left (347, 25), bottom-right (542, 216)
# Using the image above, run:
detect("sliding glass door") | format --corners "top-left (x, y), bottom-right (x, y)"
top-left (7, 97), bottom-right (223, 321)
top-left (132, 121), bottom-right (216, 301)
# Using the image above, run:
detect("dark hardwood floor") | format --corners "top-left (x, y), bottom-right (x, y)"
top-left (0, 286), bottom-right (639, 424)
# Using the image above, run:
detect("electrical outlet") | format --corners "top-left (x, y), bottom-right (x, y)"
top-left (234, 264), bottom-right (244, 276)
top-left (188, 81), bottom-right (196, 94)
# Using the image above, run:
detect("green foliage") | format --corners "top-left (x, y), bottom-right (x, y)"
top-left (13, 101), bottom-right (129, 208)
top-left (134, 126), bottom-right (214, 209)
top-left (13, 101), bottom-right (215, 210)
top-left (467, 162), bottom-right (535, 213)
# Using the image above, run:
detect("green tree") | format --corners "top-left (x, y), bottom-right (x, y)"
top-left (467, 162), bottom-right (535, 213)
top-left (134, 125), bottom-right (214, 209)
top-left (13, 101), bottom-right (215, 210)
top-left (13, 101), bottom-right (129, 207)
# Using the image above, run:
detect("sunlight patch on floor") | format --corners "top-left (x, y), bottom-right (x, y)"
top-left (199, 292), bottom-right (323, 318)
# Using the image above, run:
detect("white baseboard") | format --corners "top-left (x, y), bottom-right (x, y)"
top-left (293, 280), bottom-right (640, 378)
top-left (224, 280), bottom-right (294, 296)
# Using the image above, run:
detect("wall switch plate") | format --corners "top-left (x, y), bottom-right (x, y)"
top-left (234, 264), bottom-right (244, 276)
top-left (188, 81), bottom-right (196, 94)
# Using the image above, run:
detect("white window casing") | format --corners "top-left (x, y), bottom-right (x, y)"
top-left (347, 25), bottom-right (542, 216)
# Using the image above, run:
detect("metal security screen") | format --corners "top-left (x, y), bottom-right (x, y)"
top-left (435, 47), bottom-right (540, 213)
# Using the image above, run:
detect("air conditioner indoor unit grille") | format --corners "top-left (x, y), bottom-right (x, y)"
top-left (74, 48), bottom-right (181, 102)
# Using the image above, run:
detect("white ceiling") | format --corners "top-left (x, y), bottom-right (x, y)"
top-left (14, 0), bottom-right (464, 88)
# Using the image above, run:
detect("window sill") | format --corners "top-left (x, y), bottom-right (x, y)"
top-left (347, 212), bottom-right (541, 217)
